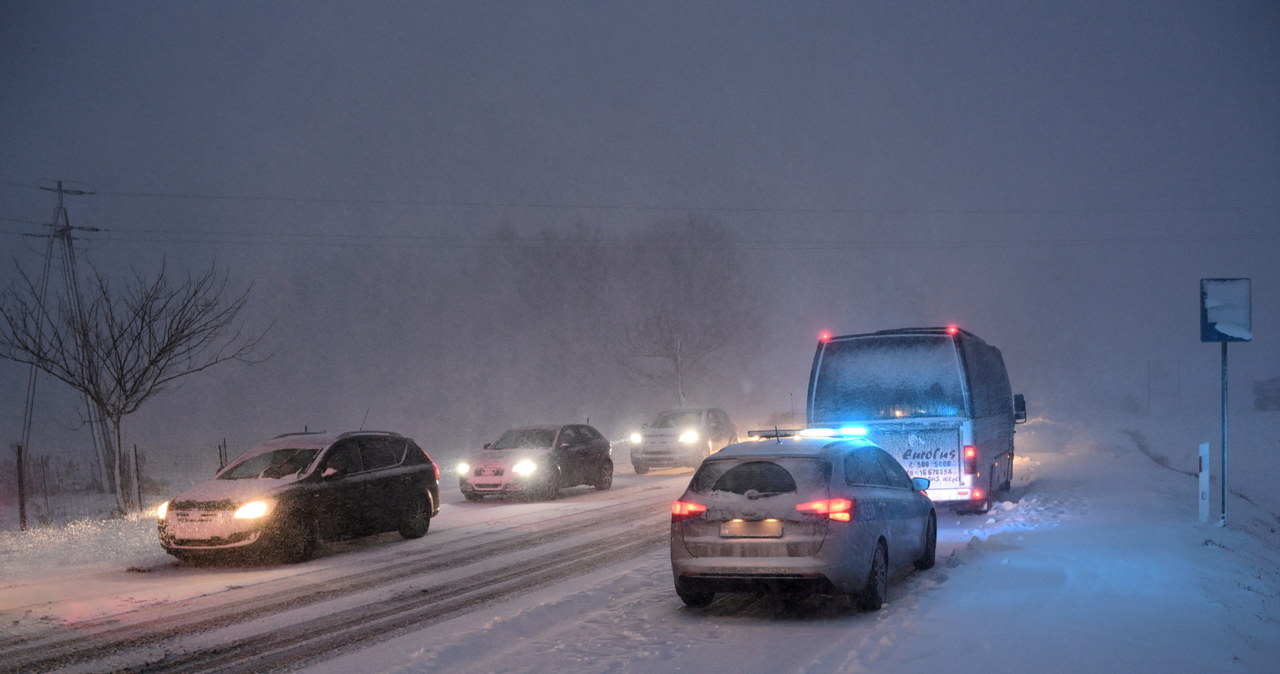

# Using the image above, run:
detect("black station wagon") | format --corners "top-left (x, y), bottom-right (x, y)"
top-left (158, 430), bottom-right (441, 563)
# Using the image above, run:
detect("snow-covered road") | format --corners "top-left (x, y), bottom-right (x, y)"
top-left (2, 421), bottom-right (1278, 673)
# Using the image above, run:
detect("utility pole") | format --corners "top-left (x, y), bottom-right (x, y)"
top-left (18, 181), bottom-right (115, 499)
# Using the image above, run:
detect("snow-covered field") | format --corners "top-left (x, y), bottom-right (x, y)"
top-left (2, 418), bottom-right (1278, 673)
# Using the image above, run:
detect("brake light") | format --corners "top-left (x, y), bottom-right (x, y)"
top-left (971, 488), bottom-right (986, 502)
top-left (795, 498), bottom-right (855, 522)
top-left (947, 325), bottom-right (959, 335)
top-left (963, 445), bottom-right (977, 475)
top-left (424, 451), bottom-right (440, 481)
top-left (671, 500), bottom-right (708, 522)
top-left (819, 331), bottom-right (832, 342)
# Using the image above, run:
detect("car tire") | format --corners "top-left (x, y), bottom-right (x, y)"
top-left (855, 541), bottom-right (888, 611)
top-left (594, 458), bottom-right (614, 490)
top-left (632, 461), bottom-right (649, 475)
top-left (914, 512), bottom-right (937, 570)
top-left (398, 495), bottom-right (433, 539)
top-left (542, 466), bottom-right (562, 500)
top-left (695, 441), bottom-right (712, 466)
top-left (273, 515), bottom-right (318, 564)
top-left (677, 586), bottom-right (715, 608)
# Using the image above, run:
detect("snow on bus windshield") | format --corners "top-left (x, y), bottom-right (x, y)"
top-left (810, 335), bottom-right (966, 421)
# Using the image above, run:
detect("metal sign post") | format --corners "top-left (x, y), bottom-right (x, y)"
top-left (1198, 442), bottom-right (1210, 524)
top-left (1200, 278), bottom-right (1252, 527)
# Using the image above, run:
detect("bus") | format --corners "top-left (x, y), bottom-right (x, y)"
top-left (806, 326), bottom-right (1026, 512)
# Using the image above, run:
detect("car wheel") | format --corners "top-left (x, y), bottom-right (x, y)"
top-left (855, 541), bottom-right (888, 611)
top-left (677, 586), bottom-right (714, 608)
top-left (273, 515), bottom-right (318, 564)
top-left (632, 461), bottom-right (649, 475)
top-left (914, 512), bottom-right (937, 570)
top-left (594, 458), bottom-right (614, 490)
top-left (542, 466), bottom-right (562, 500)
top-left (398, 495), bottom-right (433, 539)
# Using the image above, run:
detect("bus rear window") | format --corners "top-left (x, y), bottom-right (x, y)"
top-left (810, 335), bottom-right (966, 421)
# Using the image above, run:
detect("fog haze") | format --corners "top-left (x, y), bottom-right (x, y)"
top-left (2, 2), bottom-right (1277, 488)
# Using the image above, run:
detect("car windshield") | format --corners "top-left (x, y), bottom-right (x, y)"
top-left (220, 448), bottom-right (320, 480)
top-left (652, 411), bottom-right (703, 429)
top-left (491, 429), bottom-right (556, 450)
top-left (811, 335), bottom-right (966, 421)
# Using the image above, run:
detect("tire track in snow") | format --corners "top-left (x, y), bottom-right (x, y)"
top-left (147, 525), bottom-right (668, 673)
top-left (0, 493), bottom-right (672, 672)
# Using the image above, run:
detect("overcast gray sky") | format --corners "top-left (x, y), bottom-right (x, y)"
top-left (2, 1), bottom-right (1277, 477)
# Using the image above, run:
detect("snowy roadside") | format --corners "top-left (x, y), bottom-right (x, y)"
top-left (0, 509), bottom-right (173, 586)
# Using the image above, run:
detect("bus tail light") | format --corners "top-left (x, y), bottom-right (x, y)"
top-left (963, 445), bottom-right (977, 475)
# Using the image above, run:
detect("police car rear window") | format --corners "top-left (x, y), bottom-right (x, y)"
top-left (688, 458), bottom-right (831, 498)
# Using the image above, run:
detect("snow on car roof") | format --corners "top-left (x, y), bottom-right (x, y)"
top-left (710, 435), bottom-right (880, 460)
top-left (501, 424), bottom-right (564, 432)
top-left (238, 430), bottom-right (407, 458)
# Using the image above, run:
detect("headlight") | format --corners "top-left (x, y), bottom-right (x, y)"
top-left (629, 432), bottom-right (643, 444)
top-left (512, 459), bottom-right (537, 476)
top-left (678, 429), bottom-right (700, 444)
top-left (156, 501), bottom-right (169, 520)
top-left (233, 500), bottom-right (274, 520)
top-left (456, 462), bottom-right (471, 476)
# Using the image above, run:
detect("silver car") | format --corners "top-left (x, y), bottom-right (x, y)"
top-left (670, 433), bottom-right (936, 609)
top-left (630, 408), bottom-right (738, 474)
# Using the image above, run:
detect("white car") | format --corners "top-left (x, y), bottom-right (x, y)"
top-left (630, 408), bottom-right (737, 474)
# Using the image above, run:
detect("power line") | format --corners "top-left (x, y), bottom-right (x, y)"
top-left (4, 178), bottom-right (1276, 216)
top-left (3, 226), bottom-right (1269, 252)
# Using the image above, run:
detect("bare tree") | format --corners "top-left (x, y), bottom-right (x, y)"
top-left (614, 214), bottom-right (753, 407)
top-left (620, 311), bottom-right (724, 407)
top-left (0, 261), bottom-right (268, 514)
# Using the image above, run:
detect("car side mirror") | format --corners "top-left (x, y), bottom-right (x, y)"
top-left (1013, 393), bottom-right (1027, 424)
top-left (483, 442), bottom-right (492, 450)
top-left (322, 466), bottom-right (344, 479)
top-left (911, 476), bottom-right (931, 492)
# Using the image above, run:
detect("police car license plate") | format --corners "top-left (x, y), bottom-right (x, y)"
top-left (720, 520), bottom-right (783, 538)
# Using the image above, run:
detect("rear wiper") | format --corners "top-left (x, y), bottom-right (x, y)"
top-left (743, 489), bottom-right (786, 500)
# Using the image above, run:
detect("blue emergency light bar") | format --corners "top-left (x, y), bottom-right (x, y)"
top-left (746, 426), bottom-right (869, 439)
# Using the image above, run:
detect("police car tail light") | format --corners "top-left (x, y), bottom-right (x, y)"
top-left (796, 498), bottom-right (855, 522)
top-left (963, 445), bottom-right (978, 475)
top-left (671, 500), bottom-right (708, 522)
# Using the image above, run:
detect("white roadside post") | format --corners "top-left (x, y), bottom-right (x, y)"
top-left (1198, 442), bottom-right (1210, 524)
top-left (1199, 278), bottom-right (1252, 527)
